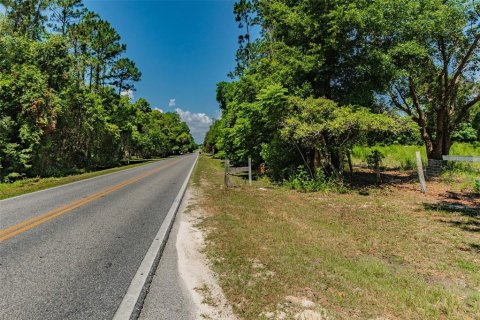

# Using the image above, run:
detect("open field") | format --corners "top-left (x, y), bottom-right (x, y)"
top-left (192, 155), bottom-right (479, 319)
top-left (351, 143), bottom-right (480, 170)
top-left (0, 160), bottom-right (159, 200)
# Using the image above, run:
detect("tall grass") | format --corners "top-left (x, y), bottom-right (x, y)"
top-left (352, 142), bottom-right (480, 170)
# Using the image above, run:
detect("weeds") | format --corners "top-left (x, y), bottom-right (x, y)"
top-left (285, 166), bottom-right (335, 192)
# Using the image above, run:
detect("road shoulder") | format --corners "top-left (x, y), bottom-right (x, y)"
top-left (139, 186), bottom-right (236, 320)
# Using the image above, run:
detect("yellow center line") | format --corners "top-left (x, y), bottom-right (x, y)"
top-left (0, 158), bottom-right (184, 243)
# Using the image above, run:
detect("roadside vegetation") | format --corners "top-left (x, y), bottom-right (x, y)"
top-left (0, 159), bottom-right (159, 200)
top-left (352, 143), bottom-right (480, 170)
top-left (0, 1), bottom-right (195, 183)
top-left (204, 0), bottom-right (480, 190)
top-left (193, 155), bottom-right (479, 319)
top-left (198, 2), bottom-right (479, 317)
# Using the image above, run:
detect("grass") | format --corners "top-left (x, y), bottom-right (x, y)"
top-left (0, 160), bottom-right (159, 200)
top-left (351, 142), bottom-right (480, 170)
top-left (192, 155), bottom-right (480, 320)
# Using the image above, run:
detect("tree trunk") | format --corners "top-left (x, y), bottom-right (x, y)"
top-left (313, 148), bottom-right (321, 176)
top-left (431, 106), bottom-right (446, 159)
top-left (337, 145), bottom-right (344, 180)
top-left (346, 150), bottom-right (353, 180)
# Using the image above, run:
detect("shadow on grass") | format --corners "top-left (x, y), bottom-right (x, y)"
top-left (424, 201), bottom-right (479, 233)
top-left (346, 169), bottom-right (417, 189)
top-left (468, 243), bottom-right (480, 253)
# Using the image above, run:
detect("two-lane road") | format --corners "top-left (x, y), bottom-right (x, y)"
top-left (0, 154), bottom-right (197, 319)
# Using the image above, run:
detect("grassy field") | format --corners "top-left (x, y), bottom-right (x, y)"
top-left (0, 160), bottom-right (159, 200)
top-left (351, 142), bottom-right (480, 170)
top-left (192, 155), bottom-right (479, 320)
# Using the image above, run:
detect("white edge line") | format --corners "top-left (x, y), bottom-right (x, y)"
top-left (0, 156), bottom-right (182, 203)
top-left (112, 152), bottom-right (199, 320)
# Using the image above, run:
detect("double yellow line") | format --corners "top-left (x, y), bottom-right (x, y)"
top-left (0, 159), bottom-right (183, 243)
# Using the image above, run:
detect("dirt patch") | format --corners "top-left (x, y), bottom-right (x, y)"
top-left (176, 187), bottom-right (237, 319)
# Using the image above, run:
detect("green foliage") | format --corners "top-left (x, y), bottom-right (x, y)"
top-left (285, 166), bottom-right (332, 193)
top-left (0, 1), bottom-right (195, 180)
top-left (366, 150), bottom-right (385, 170)
top-left (206, 0), bottom-right (418, 188)
top-left (352, 143), bottom-right (480, 170)
top-left (474, 179), bottom-right (480, 193)
top-left (452, 123), bottom-right (479, 143)
top-left (260, 136), bottom-right (302, 181)
top-left (282, 97), bottom-right (399, 178)
top-left (365, 0), bottom-right (480, 159)
top-left (203, 119), bottom-right (222, 154)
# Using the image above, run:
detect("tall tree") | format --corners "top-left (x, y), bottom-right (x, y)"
top-left (1, 0), bottom-right (50, 39)
top-left (109, 58), bottom-right (141, 96)
top-left (369, 0), bottom-right (480, 159)
top-left (230, 0), bottom-right (259, 77)
top-left (50, 0), bottom-right (85, 35)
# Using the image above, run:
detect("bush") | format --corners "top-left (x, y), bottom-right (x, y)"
top-left (366, 150), bottom-right (385, 169)
top-left (285, 166), bottom-right (333, 192)
top-left (261, 137), bottom-right (303, 181)
top-left (4, 172), bottom-right (25, 183)
top-left (452, 123), bottom-right (478, 143)
top-left (215, 150), bottom-right (225, 159)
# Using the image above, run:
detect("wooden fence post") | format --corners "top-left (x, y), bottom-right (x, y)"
top-left (248, 157), bottom-right (252, 185)
top-left (224, 159), bottom-right (231, 187)
top-left (415, 151), bottom-right (427, 193)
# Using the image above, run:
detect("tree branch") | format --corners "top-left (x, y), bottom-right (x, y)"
top-left (455, 93), bottom-right (480, 123)
top-left (408, 76), bottom-right (424, 118)
top-left (437, 37), bottom-right (449, 98)
top-left (389, 91), bottom-right (412, 116)
top-left (449, 33), bottom-right (480, 93)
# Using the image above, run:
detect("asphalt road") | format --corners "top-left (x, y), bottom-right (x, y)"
top-left (0, 154), bottom-right (197, 320)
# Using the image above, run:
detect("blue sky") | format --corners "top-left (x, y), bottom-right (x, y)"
top-left (0, 0), bottom-right (240, 142)
top-left (83, 0), bottom-right (239, 142)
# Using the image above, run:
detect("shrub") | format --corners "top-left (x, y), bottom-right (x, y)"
top-left (4, 172), bottom-right (24, 183)
top-left (215, 150), bottom-right (225, 159)
top-left (452, 123), bottom-right (478, 143)
top-left (285, 166), bottom-right (333, 192)
top-left (366, 150), bottom-right (385, 169)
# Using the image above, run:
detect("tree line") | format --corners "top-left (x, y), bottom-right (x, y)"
top-left (205, 0), bottom-right (480, 182)
top-left (0, 0), bottom-right (195, 181)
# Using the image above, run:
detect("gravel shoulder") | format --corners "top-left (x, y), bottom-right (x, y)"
top-left (176, 187), bottom-right (237, 320)
top-left (139, 186), bottom-right (236, 320)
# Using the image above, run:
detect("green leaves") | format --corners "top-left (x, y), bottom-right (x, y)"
top-left (0, 2), bottom-right (194, 180)
top-left (282, 97), bottom-right (398, 148)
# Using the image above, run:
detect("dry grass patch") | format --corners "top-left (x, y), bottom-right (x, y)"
top-left (194, 155), bottom-right (479, 319)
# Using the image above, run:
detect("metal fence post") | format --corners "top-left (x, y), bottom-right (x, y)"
top-left (248, 156), bottom-right (252, 185)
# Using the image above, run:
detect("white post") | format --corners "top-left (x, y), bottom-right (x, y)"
top-left (415, 151), bottom-right (427, 193)
top-left (248, 156), bottom-right (252, 185)
top-left (224, 159), bottom-right (230, 187)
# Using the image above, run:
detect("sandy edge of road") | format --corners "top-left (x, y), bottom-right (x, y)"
top-left (176, 187), bottom-right (237, 320)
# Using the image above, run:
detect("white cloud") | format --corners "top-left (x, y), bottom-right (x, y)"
top-left (169, 99), bottom-right (176, 108)
top-left (120, 89), bottom-right (134, 100)
top-left (153, 107), bottom-right (163, 113)
top-left (175, 108), bottom-right (213, 143)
